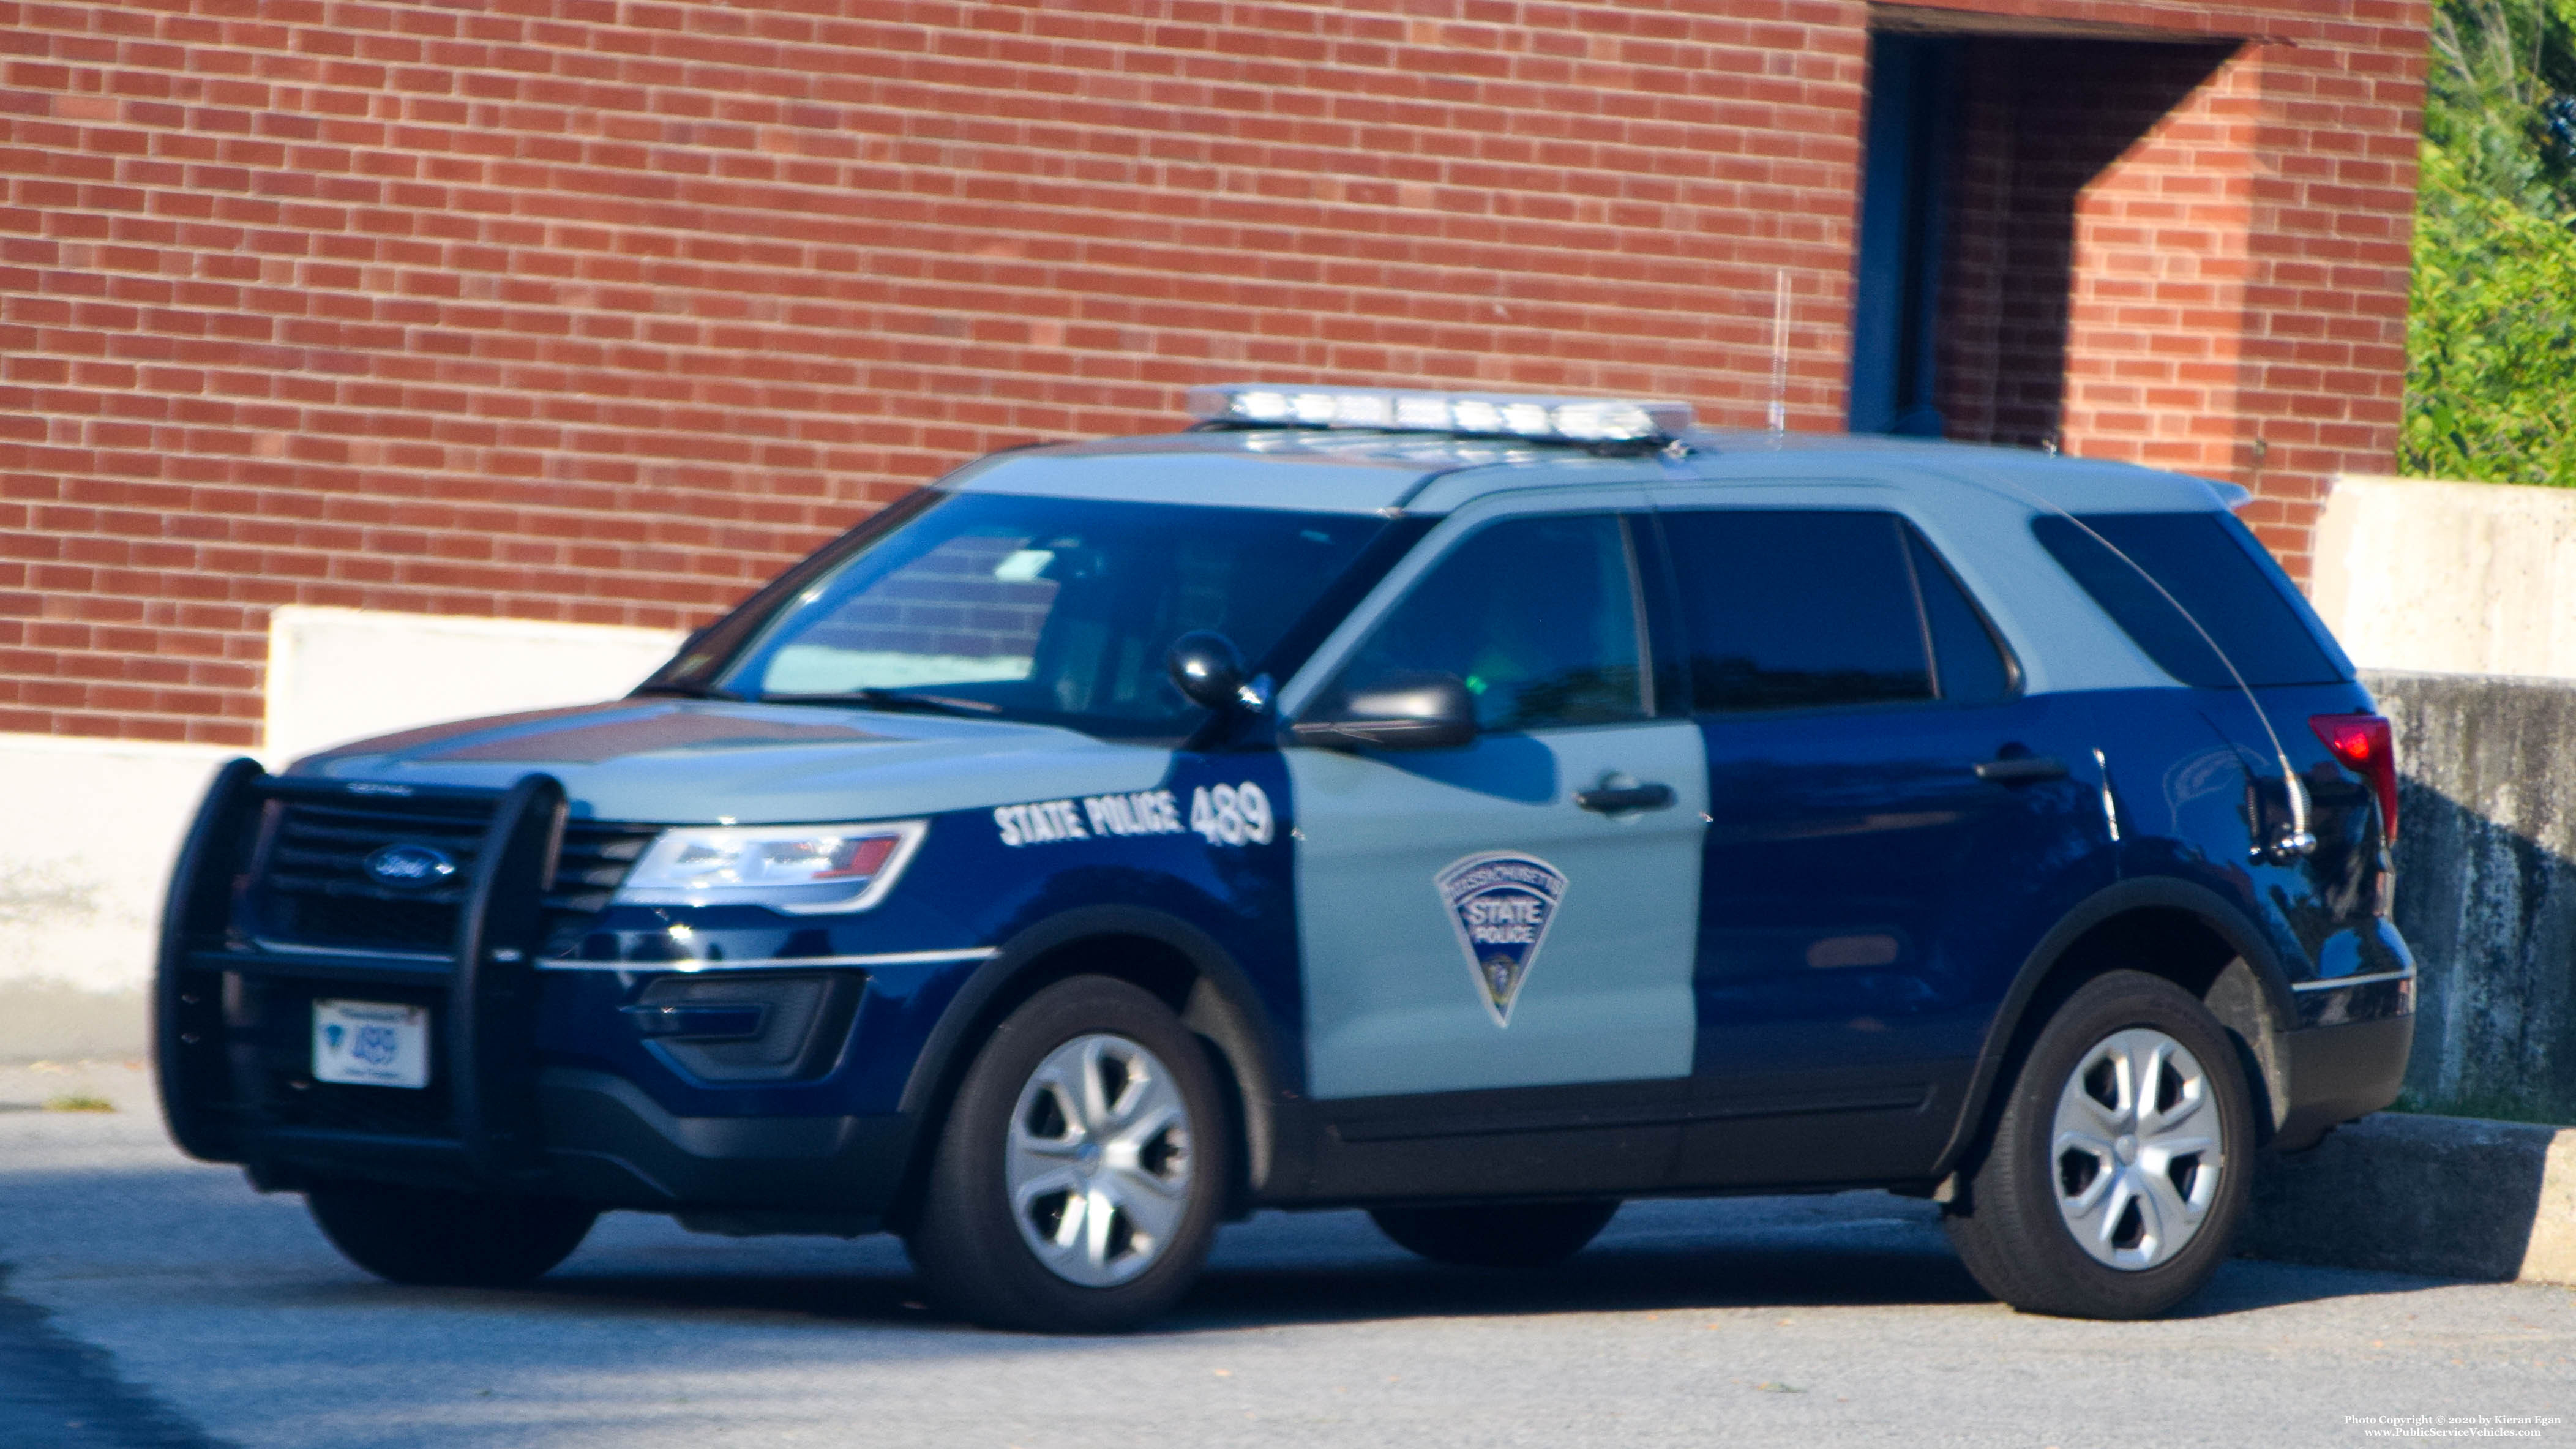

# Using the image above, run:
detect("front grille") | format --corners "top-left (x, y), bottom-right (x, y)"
top-left (549, 820), bottom-right (659, 915)
top-left (245, 795), bottom-right (659, 957)
top-left (252, 798), bottom-right (489, 953)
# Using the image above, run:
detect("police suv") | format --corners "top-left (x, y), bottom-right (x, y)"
top-left (157, 386), bottom-right (2414, 1330)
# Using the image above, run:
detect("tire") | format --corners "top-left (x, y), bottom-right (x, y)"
top-left (1944, 970), bottom-right (2255, 1319)
top-left (306, 1178), bottom-right (596, 1287)
top-left (905, 975), bottom-right (1230, 1333)
top-left (1371, 1199), bottom-right (1620, 1268)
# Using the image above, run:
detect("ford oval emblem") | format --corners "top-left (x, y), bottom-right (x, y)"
top-left (364, 843), bottom-right (459, 889)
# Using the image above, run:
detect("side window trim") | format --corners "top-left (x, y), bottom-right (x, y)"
top-left (1619, 513), bottom-right (1657, 721)
top-left (1632, 512), bottom-right (1694, 720)
top-left (1892, 514), bottom-right (1945, 700)
top-left (1900, 520), bottom-right (2026, 701)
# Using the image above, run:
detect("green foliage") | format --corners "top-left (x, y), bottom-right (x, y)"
top-left (2403, 0), bottom-right (2576, 484)
top-left (2422, 0), bottom-right (2576, 212)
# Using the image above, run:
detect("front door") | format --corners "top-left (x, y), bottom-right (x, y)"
top-left (1287, 508), bottom-right (1707, 1112)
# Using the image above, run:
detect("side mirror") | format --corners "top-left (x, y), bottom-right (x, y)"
top-left (1166, 631), bottom-right (1248, 711)
top-left (1290, 672), bottom-right (1478, 752)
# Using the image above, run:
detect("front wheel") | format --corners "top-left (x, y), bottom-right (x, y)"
top-left (905, 975), bottom-right (1229, 1332)
top-left (306, 1178), bottom-right (596, 1287)
top-left (1944, 970), bottom-right (2255, 1319)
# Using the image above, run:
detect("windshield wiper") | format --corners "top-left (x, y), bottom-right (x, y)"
top-left (760, 688), bottom-right (1003, 717)
top-left (631, 681), bottom-right (744, 701)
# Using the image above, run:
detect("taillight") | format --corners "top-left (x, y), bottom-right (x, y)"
top-left (2310, 713), bottom-right (2397, 847)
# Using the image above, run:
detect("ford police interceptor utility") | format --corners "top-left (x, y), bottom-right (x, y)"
top-left (156, 385), bottom-right (2414, 1330)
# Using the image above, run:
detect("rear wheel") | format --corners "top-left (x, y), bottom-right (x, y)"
top-left (1371, 1199), bottom-right (1620, 1268)
top-left (306, 1178), bottom-right (596, 1287)
top-left (905, 975), bottom-right (1229, 1332)
top-left (1944, 970), bottom-right (2253, 1319)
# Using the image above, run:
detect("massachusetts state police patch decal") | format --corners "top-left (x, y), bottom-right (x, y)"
top-left (1435, 852), bottom-right (1568, 1027)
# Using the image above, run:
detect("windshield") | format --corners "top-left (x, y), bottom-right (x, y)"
top-left (697, 492), bottom-right (1395, 739)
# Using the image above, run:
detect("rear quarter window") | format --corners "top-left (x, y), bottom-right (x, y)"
top-left (2031, 511), bottom-right (2349, 688)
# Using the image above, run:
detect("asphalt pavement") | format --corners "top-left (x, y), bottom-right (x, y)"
top-left (2, 1060), bottom-right (2572, 1449)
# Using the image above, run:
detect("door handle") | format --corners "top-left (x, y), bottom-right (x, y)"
top-left (1974, 755), bottom-right (2068, 785)
top-left (1575, 782), bottom-right (1677, 814)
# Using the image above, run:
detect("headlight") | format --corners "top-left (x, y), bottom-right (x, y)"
top-left (610, 820), bottom-right (927, 915)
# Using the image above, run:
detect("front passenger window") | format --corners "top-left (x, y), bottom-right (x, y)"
top-left (1323, 514), bottom-right (1648, 732)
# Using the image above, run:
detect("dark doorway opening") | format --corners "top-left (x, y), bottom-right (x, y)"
top-left (1849, 32), bottom-right (1958, 438)
top-left (1848, 31), bottom-right (2236, 446)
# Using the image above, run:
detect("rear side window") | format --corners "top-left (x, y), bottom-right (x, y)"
top-left (1658, 511), bottom-right (1937, 712)
top-left (1661, 510), bottom-right (2016, 713)
top-left (2031, 512), bottom-right (2347, 688)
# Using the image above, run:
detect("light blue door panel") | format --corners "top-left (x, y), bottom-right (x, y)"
top-left (1291, 721), bottom-right (1707, 1099)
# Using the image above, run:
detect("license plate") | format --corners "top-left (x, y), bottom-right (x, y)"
top-left (312, 1000), bottom-right (431, 1089)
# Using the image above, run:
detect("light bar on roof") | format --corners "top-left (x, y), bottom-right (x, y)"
top-left (1184, 384), bottom-right (1693, 444)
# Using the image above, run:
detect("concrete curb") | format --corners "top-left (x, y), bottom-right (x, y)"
top-left (2244, 1112), bottom-right (2576, 1284)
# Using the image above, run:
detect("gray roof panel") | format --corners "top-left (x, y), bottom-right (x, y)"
top-left (948, 426), bottom-right (2246, 522)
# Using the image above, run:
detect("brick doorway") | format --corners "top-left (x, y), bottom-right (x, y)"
top-left (1849, 24), bottom-right (2237, 451)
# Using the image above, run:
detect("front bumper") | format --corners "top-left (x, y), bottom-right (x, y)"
top-left (244, 1067), bottom-right (913, 1227)
top-left (157, 761), bottom-right (919, 1222)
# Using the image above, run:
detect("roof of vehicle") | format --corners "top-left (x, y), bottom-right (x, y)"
top-left (946, 425), bottom-right (2250, 520)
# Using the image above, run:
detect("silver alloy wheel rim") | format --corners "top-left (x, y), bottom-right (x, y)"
top-left (1003, 1032), bottom-right (1194, 1287)
top-left (2049, 1026), bottom-right (2223, 1271)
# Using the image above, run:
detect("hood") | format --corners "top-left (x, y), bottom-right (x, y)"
top-left (292, 698), bottom-right (1175, 824)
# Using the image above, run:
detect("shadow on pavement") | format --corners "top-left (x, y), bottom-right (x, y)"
top-left (1172, 1240), bottom-right (1990, 1330)
top-left (440, 1198), bottom-right (2465, 1338)
top-left (0, 1265), bottom-right (235, 1448)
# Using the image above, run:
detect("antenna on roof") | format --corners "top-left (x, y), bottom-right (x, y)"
top-left (1767, 268), bottom-right (1789, 435)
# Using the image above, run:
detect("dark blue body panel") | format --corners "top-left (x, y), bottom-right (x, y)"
top-left (528, 750), bottom-right (1303, 1121)
top-left (2091, 678), bottom-right (2410, 1010)
top-left (1671, 672), bottom-right (2408, 1188)
top-left (1690, 691), bottom-right (2113, 1082)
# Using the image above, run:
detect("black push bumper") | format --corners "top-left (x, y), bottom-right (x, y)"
top-left (238, 1066), bottom-right (913, 1228)
top-left (155, 760), bottom-right (912, 1222)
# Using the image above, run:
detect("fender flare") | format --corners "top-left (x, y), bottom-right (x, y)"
top-left (1929, 874), bottom-right (2301, 1180)
top-left (892, 903), bottom-right (1294, 1216)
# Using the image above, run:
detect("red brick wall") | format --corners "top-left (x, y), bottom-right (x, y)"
top-left (2226, 33), bottom-right (2426, 564)
top-left (1937, 37), bottom-right (2239, 455)
top-left (1906, 0), bottom-right (2427, 572)
top-left (1, 0), bottom-right (2423, 744)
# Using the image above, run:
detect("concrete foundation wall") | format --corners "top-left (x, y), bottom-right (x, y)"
top-left (2369, 670), bottom-right (2576, 1124)
top-left (2, 734), bottom-right (232, 1059)
top-left (4, 611), bottom-right (681, 1060)
top-left (264, 608), bottom-right (684, 765)
top-left (2314, 476), bottom-right (2576, 680)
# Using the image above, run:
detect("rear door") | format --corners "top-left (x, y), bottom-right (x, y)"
top-left (1653, 503), bottom-right (2114, 1188)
